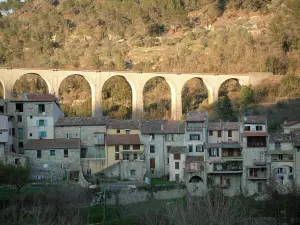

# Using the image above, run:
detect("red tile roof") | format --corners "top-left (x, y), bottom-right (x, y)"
top-left (241, 116), bottom-right (266, 124)
top-left (208, 122), bottom-right (238, 131)
top-left (24, 93), bottom-right (57, 101)
top-left (24, 138), bottom-right (80, 149)
top-left (186, 112), bottom-right (207, 122)
top-left (283, 121), bottom-right (300, 126)
top-left (242, 132), bottom-right (268, 137)
top-left (106, 134), bottom-right (141, 145)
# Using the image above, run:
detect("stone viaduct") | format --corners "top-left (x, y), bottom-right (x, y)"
top-left (0, 68), bottom-right (273, 120)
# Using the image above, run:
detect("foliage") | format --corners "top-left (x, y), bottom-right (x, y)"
top-left (214, 95), bottom-right (236, 121)
top-left (0, 163), bottom-right (29, 194)
top-left (240, 85), bottom-right (253, 109)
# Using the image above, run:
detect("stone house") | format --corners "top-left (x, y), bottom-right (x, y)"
top-left (293, 132), bottom-right (300, 185)
top-left (24, 138), bottom-right (81, 181)
top-left (282, 121), bottom-right (300, 134)
top-left (206, 122), bottom-right (242, 196)
top-left (104, 120), bottom-right (145, 180)
top-left (240, 116), bottom-right (268, 196)
top-left (6, 93), bottom-right (64, 153)
top-left (55, 117), bottom-right (108, 177)
top-left (140, 120), bottom-right (185, 178)
top-left (267, 133), bottom-right (294, 187)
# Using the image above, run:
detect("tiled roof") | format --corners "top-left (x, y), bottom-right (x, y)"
top-left (22, 93), bottom-right (57, 101)
top-left (207, 143), bottom-right (242, 148)
top-left (163, 121), bottom-right (185, 134)
top-left (140, 120), bottom-right (184, 134)
top-left (24, 138), bottom-right (80, 150)
top-left (55, 117), bottom-right (108, 126)
top-left (242, 132), bottom-right (268, 137)
top-left (168, 146), bottom-right (187, 153)
top-left (106, 134), bottom-right (141, 145)
top-left (108, 119), bottom-right (140, 130)
top-left (186, 156), bottom-right (204, 163)
top-left (241, 116), bottom-right (266, 124)
top-left (208, 122), bottom-right (238, 131)
top-left (186, 112), bottom-right (207, 122)
top-left (140, 120), bottom-right (165, 134)
top-left (269, 133), bottom-right (292, 143)
top-left (283, 121), bottom-right (300, 126)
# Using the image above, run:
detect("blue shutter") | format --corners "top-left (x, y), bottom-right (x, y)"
top-left (36, 120), bottom-right (39, 126)
top-left (44, 120), bottom-right (48, 126)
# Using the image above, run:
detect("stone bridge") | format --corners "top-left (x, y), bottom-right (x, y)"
top-left (0, 68), bottom-right (273, 120)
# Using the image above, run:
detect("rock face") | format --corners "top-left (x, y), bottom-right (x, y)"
top-left (91, 187), bottom-right (188, 206)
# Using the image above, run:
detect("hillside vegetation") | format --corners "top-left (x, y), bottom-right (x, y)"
top-left (0, 0), bottom-right (300, 126)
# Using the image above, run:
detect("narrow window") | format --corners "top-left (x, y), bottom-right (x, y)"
top-left (50, 150), bottom-right (56, 156)
top-left (125, 129), bottom-right (130, 134)
top-left (15, 158), bottom-right (20, 165)
top-left (19, 142), bottom-right (23, 148)
top-left (209, 130), bottom-right (213, 136)
top-left (244, 126), bottom-right (250, 131)
top-left (150, 145), bottom-right (155, 153)
top-left (123, 153), bottom-right (129, 160)
top-left (117, 129), bottom-right (120, 133)
top-left (133, 154), bottom-right (137, 160)
top-left (37, 150), bottom-right (41, 158)
top-left (123, 145), bottom-right (130, 150)
top-left (150, 158), bottom-right (155, 169)
top-left (38, 104), bottom-right (45, 113)
top-left (228, 130), bottom-right (232, 137)
top-left (64, 149), bottom-right (68, 158)
top-left (115, 145), bottom-right (119, 152)
top-left (175, 162), bottom-right (179, 169)
top-left (16, 103), bottom-right (23, 112)
top-left (279, 154), bottom-right (283, 160)
top-left (30, 133), bottom-right (32, 137)
top-left (18, 128), bottom-right (24, 139)
top-left (115, 153), bottom-right (119, 160)
top-left (174, 153), bottom-right (181, 160)
top-left (17, 115), bottom-right (22, 122)
top-left (218, 131), bottom-right (222, 137)
top-left (130, 170), bottom-right (136, 176)
top-left (133, 145), bottom-right (140, 150)
top-left (189, 145), bottom-right (193, 152)
top-left (150, 134), bottom-right (155, 140)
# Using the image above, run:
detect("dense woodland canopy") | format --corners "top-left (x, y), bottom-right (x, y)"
top-left (0, 0), bottom-right (300, 127)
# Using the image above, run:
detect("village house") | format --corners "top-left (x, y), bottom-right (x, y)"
top-left (282, 121), bottom-right (300, 134)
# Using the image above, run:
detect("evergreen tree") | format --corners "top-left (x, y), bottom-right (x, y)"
top-left (214, 95), bottom-right (236, 121)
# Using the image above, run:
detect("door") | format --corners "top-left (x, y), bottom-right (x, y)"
top-left (175, 174), bottom-right (179, 181)
top-left (150, 158), bottom-right (155, 169)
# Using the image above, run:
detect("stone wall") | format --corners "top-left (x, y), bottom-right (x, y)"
top-left (25, 148), bottom-right (80, 180)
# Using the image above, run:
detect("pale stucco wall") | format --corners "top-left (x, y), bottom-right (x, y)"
top-left (208, 130), bottom-right (239, 143)
top-left (169, 153), bottom-right (186, 181)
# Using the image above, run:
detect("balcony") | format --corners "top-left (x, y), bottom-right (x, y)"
top-left (94, 133), bottom-right (105, 145)
top-left (247, 168), bottom-right (267, 180)
top-left (185, 162), bottom-right (204, 173)
top-left (222, 149), bottom-right (242, 160)
top-left (253, 159), bottom-right (267, 166)
top-left (210, 162), bottom-right (243, 174)
top-left (247, 173), bottom-right (267, 180)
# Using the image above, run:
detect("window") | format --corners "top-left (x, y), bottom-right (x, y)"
top-left (174, 153), bottom-right (181, 160)
top-left (290, 167), bottom-right (293, 174)
top-left (65, 133), bottom-right (72, 139)
top-left (115, 145), bottom-right (119, 152)
top-left (278, 154), bottom-right (283, 160)
top-left (130, 170), bottom-right (136, 176)
top-left (256, 126), bottom-right (263, 131)
top-left (0, 106), bottom-right (4, 113)
top-left (30, 116), bottom-right (33, 119)
top-left (175, 174), bottom-right (180, 181)
top-left (115, 153), bottom-right (119, 160)
top-left (50, 150), bottom-right (55, 156)
top-left (123, 153), bottom-right (129, 160)
top-left (150, 134), bottom-right (155, 140)
top-left (18, 128), bottom-right (24, 139)
top-left (209, 131), bottom-right (213, 136)
top-left (150, 145), bottom-right (155, 153)
top-left (133, 154), bottom-right (137, 160)
top-left (190, 134), bottom-right (200, 140)
top-left (244, 126), bottom-right (250, 131)
top-left (117, 129), bottom-right (120, 133)
top-left (30, 133), bottom-right (32, 137)
top-left (228, 130), bottom-right (232, 137)
top-left (175, 162), bottom-right (179, 169)
top-left (64, 149), bottom-right (68, 157)
top-left (15, 158), bottom-right (20, 165)
top-left (123, 145), bottom-right (130, 150)
top-left (125, 129), bottom-right (130, 134)
top-left (17, 115), bottom-right (22, 122)
top-left (167, 157), bottom-right (169, 164)
top-left (38, 119), bottom-right (45, 126)
top-left (218, 131), bottom-right (222, 137)
top-left (38, 104), bottom-right (45, 113)
top-left (275, 142), bottom-right (281, 150)
top-left (80, 148), bottom-right (87, 158)
top-left (209, 148), bottom-right (219, 157)
top-left (19, 142), bottom-right (23, 148)
top-left (167, 146), bottom-right (171, 152)
top-left (39, 131), bottom-right (47, 138)
top-left (165, 134), bottom-right (174, 142)
top-left (12, 128), bottom-right (15, 136)
top-left (37, 150), bottom-right (41, 158)
top-left (196, 145), bottom-right (203, 152)
top-left (97, 134), bottom-right (105, 140)
top-left (150, 158), bottom-right (155, 169)
top-left (247, 136), bottom-right (267, 147)
top-left (16, 103), bottom-right (23, 112)
top-left (189, 145), bottom-right (193, 153)
top-left (133, 145), bottom-right (140, 150)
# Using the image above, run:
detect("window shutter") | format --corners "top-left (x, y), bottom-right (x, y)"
top-left (36, 120), bottom-right (39, 126)
top-left (44, 120), bottom-right (47, 126)
top-left (44, 132), bottom-right (47, 137)
top-left (217, 149), bottom-right (219, 157)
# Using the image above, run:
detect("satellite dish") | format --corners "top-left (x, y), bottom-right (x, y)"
top-left (42, 112), bottom-right (46, 116)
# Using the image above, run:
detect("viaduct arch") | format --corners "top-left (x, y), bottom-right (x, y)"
top-left (0, 68), bottom-right (273, 120)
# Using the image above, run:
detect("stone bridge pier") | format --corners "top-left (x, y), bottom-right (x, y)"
top-left (0, 69), bottom-right (273, 120)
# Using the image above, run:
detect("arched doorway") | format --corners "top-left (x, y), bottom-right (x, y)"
top-left (102, 76), bottom-right (132, 119)
top-left (0, 81), bottom-right (4, 99)
top-left (189, 176), bottom-right (203, 183)
top-left (143, 77), bottom-right (171, 119)
top-left (13, 73), bottom-right (49, 99)
top-left (58, 75), bottom-right (92, 117)
top-left (182, 78), bottom-right (208, 115)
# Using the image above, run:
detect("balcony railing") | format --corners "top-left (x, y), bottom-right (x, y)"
top-left (247, 174), bottom-right (267, 179)
top-left (185, 162), bottom-right (204, 172)
top-left (253, 159), bottom-right (267, 166)
top-left (212, 164), bottom-right (243, 173)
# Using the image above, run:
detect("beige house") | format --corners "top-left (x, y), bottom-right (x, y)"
top-left (168, 146), bottom-right (186, 182)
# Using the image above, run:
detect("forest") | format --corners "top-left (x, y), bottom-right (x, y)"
top-left (0, 0), bottom-right (300, 129)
